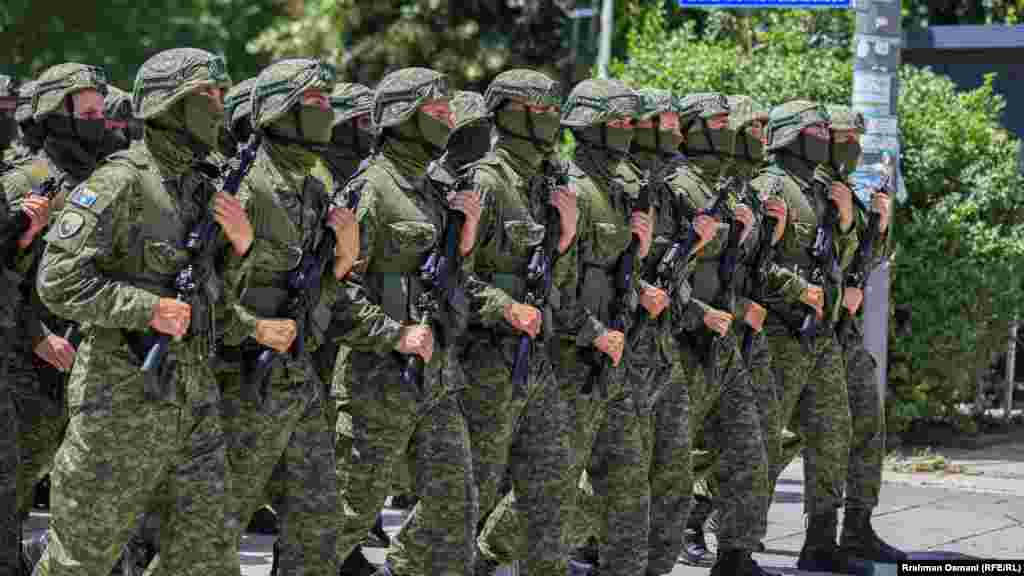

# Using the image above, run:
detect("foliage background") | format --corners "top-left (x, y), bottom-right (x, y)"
top-left (2, 0), bottom-right (1022, 431)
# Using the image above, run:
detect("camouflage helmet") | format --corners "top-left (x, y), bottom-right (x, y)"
top-left (104, 85), bottom-right (132, 123)
top-left (223, 76), bottom-right (257, 129)
top-left (251, 58), bottom-right (336, 130)
top-left (450, 91), bottom-right (490, 132)
top-left (635, 88), bottom-right (675, 121)
top-left (677, 92), bottom-right (730, 132)
top-left (825, 105), bottom-right (865, 134)
top-left (33, 63), bottom-right (108, 119)
top-left (0, 75), bottom-right (15, 116)
top-left (372, 67), bottom-right (451, 129)
top-left (329, 82), bottom-right (373, 128)
top-left (766, 100), bottom-right (829, 152)
top-left (727, 95), bottom-right (768, 133)
top-left (483, 69), bottom-right (561, 113)
top-left (560, 78), bottom-right (640, 127)
top-left (132, 48), bottom-right (231, 120)
top-left (15, 80), bottom-right (35, 123)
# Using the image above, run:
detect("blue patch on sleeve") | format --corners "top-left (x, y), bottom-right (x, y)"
top-left (69, 187), bottom-right (98, 208)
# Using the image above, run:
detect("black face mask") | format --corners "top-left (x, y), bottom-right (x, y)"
top-left (44, 115), bottom-right (107, 149)
top-left (19, 119), bottom-right (46, 151)
top-left (0, 116), bottom-right (16, 151)
top-left (445, 122), bottom-right (491, 172)
top-left (98, 129), bottom-right (130, 157)
top-left (331, 120), bottom-right (373, 159)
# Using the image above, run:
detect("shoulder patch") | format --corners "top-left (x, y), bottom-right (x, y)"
top-left (68, 186), bottom-right (98, 208)
top-left (56, 211), bottom-right (86, 239)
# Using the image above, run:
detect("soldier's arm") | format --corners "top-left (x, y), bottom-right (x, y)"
top-left (757, 184), bottom-right (811, 305)
top-left (551, 185), bottom-right (607, 347)
top-left (462, 170), bottom-right (517, 327)
top-left (36, 168), bottom-right (160, 329)
top-left (2, 170), bottom-right (41, 271)
top-left (326, 177), bottom-right (404, 354)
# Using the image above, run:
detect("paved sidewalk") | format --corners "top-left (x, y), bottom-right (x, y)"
top-left (21, 453), bottom-right (1024, 576)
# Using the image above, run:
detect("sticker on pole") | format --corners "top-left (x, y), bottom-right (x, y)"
top-left (680, 0), bottom-right (850, 6)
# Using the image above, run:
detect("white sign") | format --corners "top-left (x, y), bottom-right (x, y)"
top-left (853, 72), bottom-right (892, 106)
top-left (862, 133), bottom-right (900, 153)
top-left (864, 115), bottom-right (899, 135)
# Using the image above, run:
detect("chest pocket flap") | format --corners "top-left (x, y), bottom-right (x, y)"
top-left (502, 219), bottom-right (545, 254)
top-left (387, 220), bottom-right (438, 256)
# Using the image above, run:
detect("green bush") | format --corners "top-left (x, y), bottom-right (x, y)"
top-left (612, 6), bottom-right (1024, 433)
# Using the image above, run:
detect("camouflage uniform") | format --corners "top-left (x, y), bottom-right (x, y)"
top-left (328, 67), bottom-right (475, 576)
top-left (6, 79), bottom-right (39, 163)
top-left (217, 58), bottom-right (340, 576)
top-left (683, 95), bottom-right (778, 567)
top-left (517, 78), bottom-right (652, 576)
top-left (431, 72), bottom-right (572, 576)
top-left (774, 106), bottom-right (903, 564)
top-left (1, 71), bottom-right (23, 576)
top-left (750, 101), bottom-right (859, 572)
top-left (33, 49), bottom-right (236, 576)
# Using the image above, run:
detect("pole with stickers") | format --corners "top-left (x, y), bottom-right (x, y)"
top-left (849, 0), bottom-right (901, 414)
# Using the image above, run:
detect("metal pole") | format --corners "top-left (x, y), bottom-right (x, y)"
top-left (851, 0), bottom-right (901, 409)
top-left (596, 0), bottom-right (613, 78)
top-left (1007, 319), bottom-right (1017, 420)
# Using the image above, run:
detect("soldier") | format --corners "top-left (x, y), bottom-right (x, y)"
top-left (100, 85), bottom-right (138, 156)
top-left (220, 77), bottom-right (257, 159)
top-left (328, 67), bottom-right (480, 576)
top-left (681, 94), bottom-right (776, 566)
top-left (557, 77), bottom-right (655, 575)
top-left (627, 88), bottom-right (728, 576)
top-left (33, 48), bottom-right (241, 576)
top-left (12, 80), bottom-right (43, 162)
top-left (1, 70), bottom-right (53, 576)
top-left (1, 75), bottom-right (18, 164)
top-left (321, 82), bottom-right (374, 186)
top-left (215, 57), bottom-right (352, 576)
top-left (443, 71), bottom-right (574, 576)
top-left (770, 105), bottom-right (902, 566)
top-left (748, 100), bottom-right (860, 572)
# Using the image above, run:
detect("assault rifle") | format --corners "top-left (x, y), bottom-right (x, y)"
top-left (583, 184), bottom-right (650, 395)
top-left (140, 134), bottom-right (261, 376)
top-left (400, 176), bottom-right (471, 394)
top-left (1, 177), bottom-right (58, 263)
top-left (798, 165), bottom-right (845, 352)
top-left (511, 161), bottom-right (566, 394)
top-left (740, 179), bottom-right (781, 363)
top-left (627, 172), bottom-right (733, 350)
top-left (836, 163), bottom-right (892, 344)
top-left (247, 169), bottom-right (360, 386)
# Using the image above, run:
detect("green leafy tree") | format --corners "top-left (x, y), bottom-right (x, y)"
top-left (614, 6), bottom-right (1024, 433)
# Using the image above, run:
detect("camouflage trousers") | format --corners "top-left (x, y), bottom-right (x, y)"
top-left (32, 332), bottom-right (233, 576)
top-left (9, 359), bottom-right (69, 518)
top-left (482, 339), bottom-right (651, 576)
top-left (771, 333), bottom-right (883, 514)
top-left (691, 329), bottom-right (778, 533)
top-left (1, 352), bottom-right (19, 576)
top-left (763, 326), bottom-right (851, 518)
top-left (218, 358), bottom-right (338, 576)
top-left (676, 329), bottom-right (769, 553)
top-left (458, 331), bottom-right (570, 576)
top-left (336, 348), bottom-right (474, 576)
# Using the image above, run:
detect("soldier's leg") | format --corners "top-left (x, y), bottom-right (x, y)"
top-left (795, 337), bottom-right (851, 571)
top-left (32, 341), bottom-right (181, 576)
top-left (504, 357), bottom-right (570, 575)
top-left (336, 352), bottom-right (420, 566)
top-left (12, 370), bottom-right (67, 517)
top-left (839, 341), bottom-right (904, 561)
top-left (711, 338), bottom-right (768, 556)
top-left (0, 372), bottom-right (19, 576)
top-left (218, 367), bottom-right (307, 567)
top-left (763, 332), bottom-right (812, 503)
top-left (646, 355), bottom-right (692, 576)
top-left (272, 393), bottom-right (339, 575)
top-left (586, 369), bottom-right (650, 576)
top-left (386, 389), bottom-right (474, 576)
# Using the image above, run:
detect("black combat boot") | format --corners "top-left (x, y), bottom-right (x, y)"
top-left (339, 545), bottom-right (378, 576)
top-left (680, 495), bottom-right (715, 566)
top-left (710, 548), bottom-right (778, 576)
top-left (797, 509), bottom-right (843, 572)
top-left (839, 507), bottom-right (907, 564)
